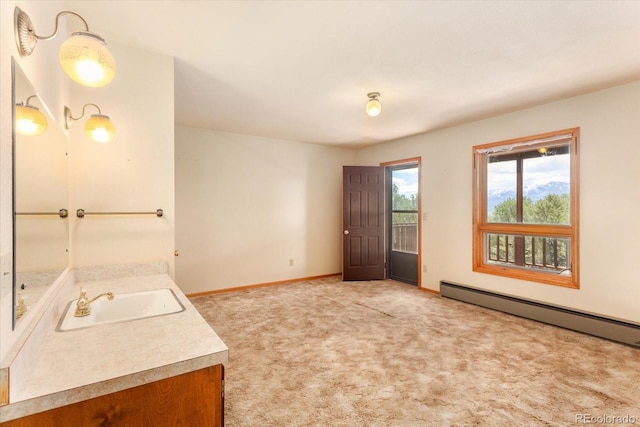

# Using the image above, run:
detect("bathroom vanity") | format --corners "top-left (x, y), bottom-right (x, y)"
top-left (0, 269), bottom-right (228, 426)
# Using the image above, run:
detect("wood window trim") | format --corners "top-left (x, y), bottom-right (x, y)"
top-left (472, 128), bottom-right (580, 289)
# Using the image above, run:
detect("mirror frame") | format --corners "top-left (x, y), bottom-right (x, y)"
top-left (11, 57), bottom-right (17, 329)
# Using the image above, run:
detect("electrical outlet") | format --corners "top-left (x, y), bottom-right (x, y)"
top-left (422, 264), bottom-right (427, 273)
top-left (289, 259), bottom-right (294, 267)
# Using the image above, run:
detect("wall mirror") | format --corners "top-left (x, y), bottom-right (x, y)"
top-left (12, 58), bottom-right (69, 328)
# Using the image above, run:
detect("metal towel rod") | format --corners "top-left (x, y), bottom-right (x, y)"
top-left (16, 209), bottom-right (69, 218)
top-left (76, 209), bottom-right (164, 218)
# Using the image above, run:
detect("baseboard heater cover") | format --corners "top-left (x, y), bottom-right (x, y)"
top-left (440, 281), bottom-right (640, 349)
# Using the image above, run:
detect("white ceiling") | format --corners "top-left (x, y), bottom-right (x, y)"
top-left (63, 1), bottom-right (640, 147)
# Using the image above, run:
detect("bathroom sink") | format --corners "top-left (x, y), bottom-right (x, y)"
top-left (57, 288), bottom-right (185, 331)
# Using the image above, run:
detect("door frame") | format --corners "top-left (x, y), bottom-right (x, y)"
top-left (380, 157), bottom-right (422, 287)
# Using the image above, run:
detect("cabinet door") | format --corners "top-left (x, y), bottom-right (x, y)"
top-left (2, 365), bottom-right (224, 427)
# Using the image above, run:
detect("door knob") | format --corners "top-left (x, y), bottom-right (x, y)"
top-left (344, 230), bottom-right (349, 235)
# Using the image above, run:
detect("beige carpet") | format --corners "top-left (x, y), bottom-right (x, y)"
top-left (190, 276), bottom-right (640, 426)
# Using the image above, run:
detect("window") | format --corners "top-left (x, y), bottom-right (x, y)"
top-left (390, 165), bottom-right (419, 255)
top-left (473, 128), bottom-right (579, 288)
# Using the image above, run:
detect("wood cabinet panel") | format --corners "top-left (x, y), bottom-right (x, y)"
top-left (2, 365), bottom-right (223, 427)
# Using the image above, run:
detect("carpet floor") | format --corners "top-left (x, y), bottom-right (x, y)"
top-left (190, 276), bottom-right (640, 426)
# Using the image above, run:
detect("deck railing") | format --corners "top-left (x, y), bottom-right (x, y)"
top-left (392, 223), bottom-right (418, 254)
top-left (487, 234), bottom-right (569, 272)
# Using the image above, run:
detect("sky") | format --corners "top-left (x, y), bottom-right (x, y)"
top-left (487, 154), bottom-right (570, 191)
top-left (392, 167), bottom-right (418, 197)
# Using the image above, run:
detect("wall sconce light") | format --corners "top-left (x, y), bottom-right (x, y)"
top-left (65, 104), bottom-right (115, 143)
top-left (15, 95), bottom-right (48, 136)
top-left (14, 6), bottom-right (116, 87)
top-left (365, 92), bottom-right (382, 117)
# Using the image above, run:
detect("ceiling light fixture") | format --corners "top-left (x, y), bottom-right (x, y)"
top-left (65, 104), bottom-right (115, 143)
top-left (365, 92), bottom-right (382, 117)
top-left (14, 6), bottom-right (116, 87)
top-left (15, 95), bottom-right (48, 136)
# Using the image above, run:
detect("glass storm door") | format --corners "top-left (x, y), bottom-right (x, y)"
top-left (387, 164), bottom-right (419, 285)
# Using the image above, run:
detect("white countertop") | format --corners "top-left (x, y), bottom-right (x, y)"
top-left (1, 274), bottom-right (228, 421)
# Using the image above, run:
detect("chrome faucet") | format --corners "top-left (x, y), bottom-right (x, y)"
top-left (74, 287), bottom-right (114, 317)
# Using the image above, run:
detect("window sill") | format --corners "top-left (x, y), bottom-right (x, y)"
top-left (473, 264), bottom-right (579, 289)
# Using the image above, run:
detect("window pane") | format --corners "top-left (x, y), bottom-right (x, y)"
top-left (484, 233), bottom-right (570, 273)
top-left (487, 159), bottom-right (516, 223)
top-left (391, 168), bottom-right (418, 210)
top-left (523, 152), bottom-right (570, 225)
top-left (392, 212), bottom-right (418, 254)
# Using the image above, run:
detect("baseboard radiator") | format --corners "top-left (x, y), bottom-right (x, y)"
top-left (440, 281), bottom-right (640, 349)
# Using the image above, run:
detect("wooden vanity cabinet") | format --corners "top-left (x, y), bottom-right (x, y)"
top-left (2, 365), bottom-right (224, 427)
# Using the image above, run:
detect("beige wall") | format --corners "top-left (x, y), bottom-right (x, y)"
top-left (175, 127), bottom-right (356, 294)
top-left (357, 80), bottom-right (640, 323)
top-left (68, 42), bottom-right (175, 277)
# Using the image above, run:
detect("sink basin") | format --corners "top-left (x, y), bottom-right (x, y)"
top-left (57, 288), bottom-right (185, 331)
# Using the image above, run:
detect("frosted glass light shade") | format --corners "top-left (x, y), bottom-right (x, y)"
top-left (59, 32), bottom-right (115, 87)
top-left (365, 99), bottom-right (381, 117)
top-left (84, 114), bottom-right (115, 143)
top-left (15, 104), bottom-right (47, 136)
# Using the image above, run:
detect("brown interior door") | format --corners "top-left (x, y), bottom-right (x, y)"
top-left (342, 166), bottom-right (385, 280)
